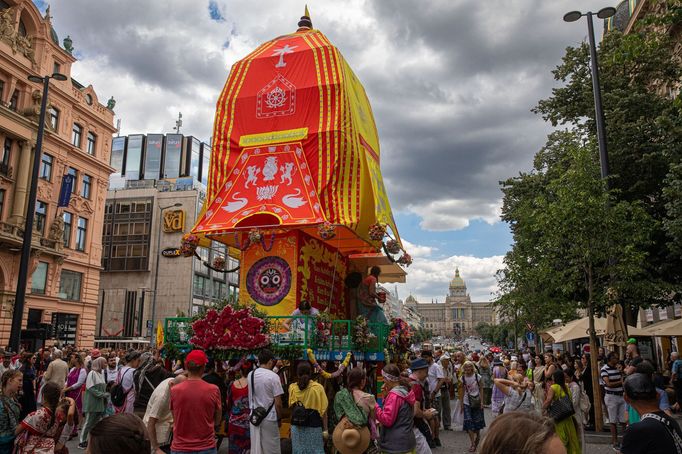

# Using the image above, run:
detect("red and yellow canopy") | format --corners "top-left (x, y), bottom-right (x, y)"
top-left (193, 16), bottom-right (400, 255)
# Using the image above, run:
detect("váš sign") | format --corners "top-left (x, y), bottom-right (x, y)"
top-left (161, 247), bottom-right (182, 258)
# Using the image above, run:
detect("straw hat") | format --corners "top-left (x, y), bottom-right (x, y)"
top-left (332, 420), bottom-right (370, 454)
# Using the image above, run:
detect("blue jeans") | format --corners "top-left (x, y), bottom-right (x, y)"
top-left (171, 449), bottom-right (217, 454)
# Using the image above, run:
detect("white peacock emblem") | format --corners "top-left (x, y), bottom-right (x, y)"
top-left (222, 193), bottom-right (248, 213)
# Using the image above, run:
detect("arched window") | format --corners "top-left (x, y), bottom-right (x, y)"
top-left (18, 20), bottom-right (26, 37)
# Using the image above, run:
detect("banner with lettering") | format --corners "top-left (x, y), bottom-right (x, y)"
top-left (297, 232), bottom-right (348, 316)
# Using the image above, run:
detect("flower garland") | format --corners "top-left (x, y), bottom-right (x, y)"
top-left (314, 312), bottom-right (332, 348)
top-left (212, 256), bottom-right (226, 270)
top-left (353, 316), bottom-right (376, 351)
top-left (260, 231), bottom-right (276, 252)
top-left (248, 228), bottom-right (262, 244)
top-left (397, 252), bottom-right (413, 267)
top-left (387, 318), bottom-right (413, 360)
top-left (384, 239), bottom-right (401, 255)
top-left (180, 234), bottom-right (199, 257)
top-left (306, 349), bottom-right (352, 379)
top-left (368, 223), bottom-right (386, 241)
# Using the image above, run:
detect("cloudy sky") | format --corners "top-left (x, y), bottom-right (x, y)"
top-left (40, 0), bottom-right (612, 303)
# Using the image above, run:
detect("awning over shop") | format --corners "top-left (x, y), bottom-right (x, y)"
top-left (541, 316), bottom-right (649, 343)
top-left (642, 317), bottom-right (682, 336)
top-left (348, 253), bottom-right (407, 283)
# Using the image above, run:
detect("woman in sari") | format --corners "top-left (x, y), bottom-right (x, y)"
top-left (227, 361), bottom-right (251, 454)
top-left (14, 382), bottom-right (76, 454)
top-left (543, 370), bottom-right (581, 454)
top-left (333, 368), bottom-right (376, 453)
top-left (533, 354), bottom-right (546, 413)
top-left (63, 354), bottom-right (86, 437)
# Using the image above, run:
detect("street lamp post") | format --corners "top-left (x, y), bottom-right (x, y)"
top-left (150, 202), bottom-right (182, 347)
top-left (8, 72), bottom-right (67, 353)
top-left (563, 7), bottom-right (616, 434)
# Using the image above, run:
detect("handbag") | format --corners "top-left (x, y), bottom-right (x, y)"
top-left (466, 375), bottom-right (482, 409)
top-left (249, 370), bottom-right (275, 427)
top-left (548, 389), bottom-right (575, 422)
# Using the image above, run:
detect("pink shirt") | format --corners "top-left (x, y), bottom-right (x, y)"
top-left (170, 379), bottom-right (221, 452)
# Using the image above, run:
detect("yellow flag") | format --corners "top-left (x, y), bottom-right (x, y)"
top-left (156, 320), bottom-right (165, 349)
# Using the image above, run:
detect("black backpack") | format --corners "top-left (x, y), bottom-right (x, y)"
top-left (110, 368), bottom-right (132, 407)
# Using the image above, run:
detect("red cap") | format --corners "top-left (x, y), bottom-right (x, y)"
top-left (185, 350), bottom-right (208, 367)
top-left (90, 349), bottom-right (101, 359)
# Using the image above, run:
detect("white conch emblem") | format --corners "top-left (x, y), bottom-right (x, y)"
top-left (282, 188), bottom-right (306, 208)
top-left (222, 193), bottom-right (248, 213)
top-left (245, 166), bottom-right (260, 188)
top-left (280, 163), bottom-right (295, 185)
top-left (262, 156), bottom-right (278, 181)
top-left (256, 185), bottom-right (279, 201)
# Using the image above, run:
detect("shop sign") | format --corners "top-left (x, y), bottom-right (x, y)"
top-left (162, 247), bottom-right (182, 258)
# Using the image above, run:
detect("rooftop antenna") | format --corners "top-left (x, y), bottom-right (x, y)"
top-left (174, 112), bottom-right (183, 134)
top-left (116, 118), bottom-right (121, 137)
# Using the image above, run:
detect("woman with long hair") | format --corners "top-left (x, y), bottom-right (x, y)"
top-left (63, 354), bottom-right (86, 420)
top-left (18, 353), bottom-right (36, 420)
top-left (374, 364), bottom-right (416, 454)
top-left (289, 361), bottom-right (328, 454)
top-left (461, 361), bottom-right (486, 452)
top-left (14, 381), bottom-right (75, 453)
top-left (543, 370), bottom-right (581, 454)
top-left (493, 371), bottom-right (534, 414)
top-left (533, 354), bottom-right (546, 413)
top-left (80, 357), bottom-right (109, 449)
top-left (0, 370), bottom-right (22, 453)
top-left (479, 412), bottom-right (567, 454)
top-left (332, 368), bottom-right (376, 453)
top-left (227, 361), bottom-right (251, 454)
top-left (564, 368), bottom-right (585, 453)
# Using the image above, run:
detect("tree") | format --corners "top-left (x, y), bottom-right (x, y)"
top-left (412, 327), bottom-right (434, 344)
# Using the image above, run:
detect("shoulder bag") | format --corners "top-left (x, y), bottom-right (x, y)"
top-left (547, 387), bottom-right (575, 422)
top-left (466, 375), bottom-right (482, 409)
top-left (249, 370), bottom-right (275, 427)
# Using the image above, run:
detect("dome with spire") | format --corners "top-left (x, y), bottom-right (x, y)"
top-left (450, 268), bottom-right (466, 289)
top-left (405, 294), bottom-right (417, 304)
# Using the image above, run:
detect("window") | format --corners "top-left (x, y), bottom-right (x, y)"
top-left (85, 94), bottom-right (93, 105)
top-left (48, 106), bottom-right (59, 131)
top-left (76, 217), bottom-right (87, 251)
top-left (63, 212), bottom-right (72, 248)
top-left (0, 189), bottom-right (5, 218)
top-left (102, 198), bottom-right (153, 271)
top-left (1, 138), bottom-right (10, 176)
top-left (40, 153), bottom-right (53, 180)
top-left (164, 134), bottom-right (182, 179)
top-left (67, 167), bottom-right (78, 193)
top-left (35, 201), bottom-right (47, 234)
top-left (72, 123), bottom-right (82, 148)
top-left (58, 270), bottom-right (82, 301)
top-left (81, 174), bottom-right (91, 199)
top-left (8, 89), bottom-right (18, 111)
top-left (53, 61), bottom-right (61, 75)
top-left (144, 134), bottom-right (162, 180)
top-left (110, 136), bottom-right (125, 173)
top-left (86, 132), bottom-right (96, 155)
top-left (124, 135), bottom-right (143, 179)
top-left (31, 262), bottom-right (48, 294)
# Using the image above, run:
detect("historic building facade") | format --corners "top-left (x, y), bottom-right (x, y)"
top-left (0, 1), bottom-right (116, 349)
top-left (404, 269), bottom-right (496, 338)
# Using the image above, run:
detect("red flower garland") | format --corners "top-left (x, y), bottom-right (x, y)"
top-left (190, 305), bottom-right (270, 351)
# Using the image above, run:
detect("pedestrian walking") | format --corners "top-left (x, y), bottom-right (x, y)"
top-left (170, 349), bottom-right (222, 454)
top-left (79, 357), bottom-right (110, 449)
top-left (289, 361), bottom-right (328, 453)
top-left (227, 362), bottom-right (251, 454)
top-left (601, 351), bottom-right (626, 450)
top-left (248, 349), bottom-right (284, 454)
top-left (114, 350), bottom-right (141, 414)
top-left (461, 361), bottom-right (485, 452)
top-left (18, 353), bottom-right (36, 420)
top-left (543, 370), bottom-right (581, 454)
top-left (374, 364), bottom-right (416, 454)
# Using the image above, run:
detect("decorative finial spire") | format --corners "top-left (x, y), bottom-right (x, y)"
top-left (298, 5), bottom-right (312, 30)
top-left (455, 267), bottom-right (460, 277)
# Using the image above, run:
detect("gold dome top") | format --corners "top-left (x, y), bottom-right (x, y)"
top-left (450, 268), bottom-right (466, 288)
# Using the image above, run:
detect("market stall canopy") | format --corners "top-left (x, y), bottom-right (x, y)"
top-left (348, 253), bottom-right (406, 283)
top-left (191, 9), bottom-right (401, 256)
top-left (541, 316), bottom-right (649, 343)
top-left (642, 317), bottom-right (682, 336)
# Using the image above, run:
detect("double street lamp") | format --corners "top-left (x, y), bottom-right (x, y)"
top-left (8, 72), bottom-right (67, 353)
top-left (563, 7), bottom-right (616, 435)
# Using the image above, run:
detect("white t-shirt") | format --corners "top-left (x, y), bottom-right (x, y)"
top-left (427, 362), bottom-right (445, 397)
top-left (248, 367), bottom-right (284, 422)
top-left (143, 377), bottom-right (174, 446)
top-left (290, 307), bottom-right (320, 331)
top-left (118, 366), bottom-right (136, 392)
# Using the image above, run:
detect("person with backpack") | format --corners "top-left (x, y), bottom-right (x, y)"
top-left (112, 350), bottom-right (141, 414)
top-left (248, 349), bottom-right (284, 454)
top-left (133, 352), bottom-right (171, 418)
top-left (288, 361), bottom-right (328, 453)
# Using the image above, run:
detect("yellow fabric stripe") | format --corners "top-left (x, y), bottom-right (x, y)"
top-left (238, 128), bottom-right (308, 147)
top-left (301, 34), bottom-right (325, 204)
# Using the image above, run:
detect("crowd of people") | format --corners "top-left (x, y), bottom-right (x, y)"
top-left (0, 341), bottom-right (680, 453)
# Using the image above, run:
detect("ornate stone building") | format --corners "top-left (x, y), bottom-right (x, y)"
top-left (404, 269), bottom-right (496, 338)
top-left (0, 0), bottom-right (116, 349)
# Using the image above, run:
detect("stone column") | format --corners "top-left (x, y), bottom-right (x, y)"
top-left (9, 140), bottom-right (31, 226)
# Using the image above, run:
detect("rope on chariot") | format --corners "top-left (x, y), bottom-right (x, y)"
top-left (306, 349), bottom-right (351, 379)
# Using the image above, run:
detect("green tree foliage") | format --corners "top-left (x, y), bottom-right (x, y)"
top-left (475, 322), bottom-right (513, 347)
top-left (498, 7), bottom-right (682, 330)
top-left (413, 327), bottom-right (435, 344)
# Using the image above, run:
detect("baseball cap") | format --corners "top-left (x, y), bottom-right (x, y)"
top-left (90, 349), bottom-right (101, 359)
top-left (185, 350), bottom-right (209, 367)
top-left (411, 358), bottom-right (429, 370)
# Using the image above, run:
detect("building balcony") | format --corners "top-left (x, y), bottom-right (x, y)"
top-left (0, 221), bottom-right (66, 259)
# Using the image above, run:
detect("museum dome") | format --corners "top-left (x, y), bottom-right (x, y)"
top-left (450, 268), bottom-right (466, 288)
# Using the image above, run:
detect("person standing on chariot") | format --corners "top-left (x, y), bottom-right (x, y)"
top-left (357, 267), bottom-right (388, 324)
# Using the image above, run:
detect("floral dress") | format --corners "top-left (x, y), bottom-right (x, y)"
top-left (228, 381), bottom-right (250, 454)
top-left (14, 407), bottom-right (66, 454)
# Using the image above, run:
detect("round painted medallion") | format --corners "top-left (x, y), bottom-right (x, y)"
top-left (246, 256), bottom-right (292, 306)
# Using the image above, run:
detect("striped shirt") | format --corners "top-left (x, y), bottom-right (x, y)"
top-left (600, 364), bottom-right (623, 393)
